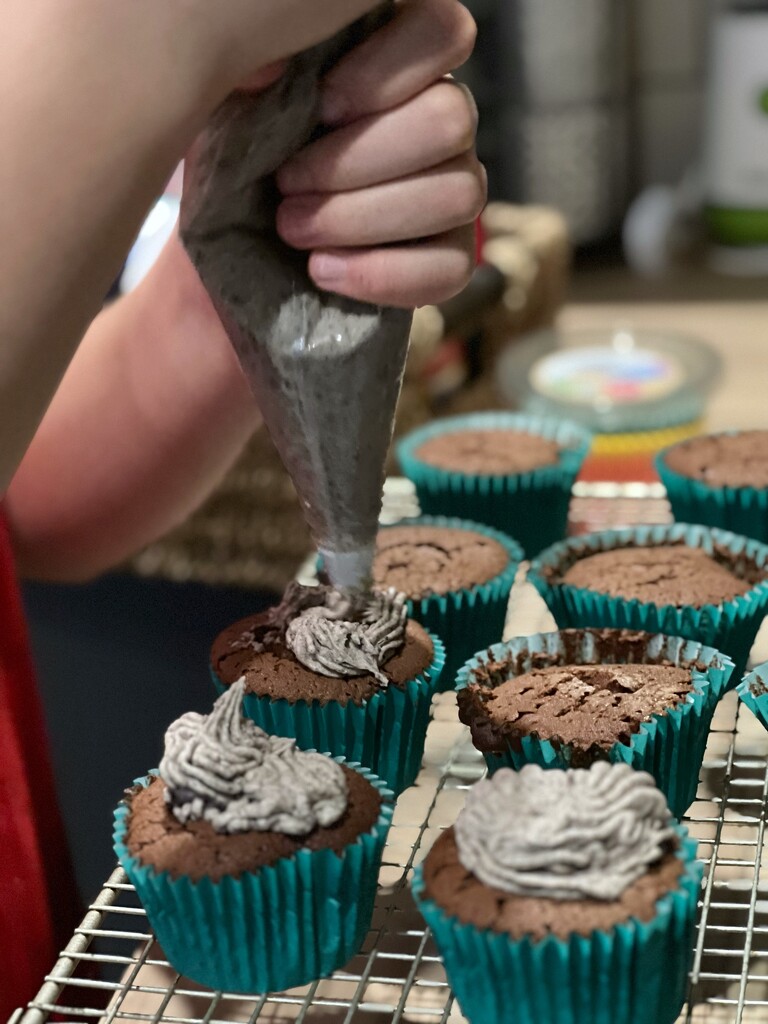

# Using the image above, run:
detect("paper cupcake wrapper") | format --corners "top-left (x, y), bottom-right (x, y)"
top-left (212, 633), bottom-right (445, 795)
top-left (528, 523), bottom-right (768, 680)
top-left (657, 441), bottom-right (768, 544)
top-left (114, 763), bottom-right (394, 994)
top-left (737, 662), bottom-right (768, 732)
top-left (412, 826), bottom-right (701, 1024)
top-left (456, 629), bottom-right (734, 819)
top-left (397, 413), bottom-right (592, 557)
top-left (377, 516), bottom-right (523, 692)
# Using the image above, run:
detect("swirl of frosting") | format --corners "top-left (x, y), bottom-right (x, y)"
top-left (454, 763), bottom-right (675, 902)
top-left (285, 588), bottom-right (407, 684)
top-left (159, 679), bottom-right (348, 835)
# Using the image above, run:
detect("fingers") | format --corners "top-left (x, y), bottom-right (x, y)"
top-left (278, 80), bottom-right (477, 195)
top-left (319, 0), bottom-right (477, 125)
top-left (307, 225), bottom-right (476, 308)
top-left (278, 153), bottom-right (487, 249)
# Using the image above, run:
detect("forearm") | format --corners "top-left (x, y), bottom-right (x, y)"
top-left (0, 2), bottom-right (225, 493)
top-left (5, 235), bottom-right (260, 581)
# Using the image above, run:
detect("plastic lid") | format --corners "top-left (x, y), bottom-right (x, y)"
top-left (495, 327), bottom-right (722, 434)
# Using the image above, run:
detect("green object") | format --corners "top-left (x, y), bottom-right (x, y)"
top-left (705, 206), bottom-right (768, 245)
top-left (211, 632), bottom-right (445, 795)
top-left (758, 86), bottom-right (768, 116)
top-left (737, 661), bottom-right (768, 730)
top-left (656, 440), bottom-right (768, 543)
top-left (114, 764), bottom-right (393, 994)
top-left (456, 630), bottom-right (734, 819)
top-left (412, 827), bottom-right (702, 1024)
top-left (397, 413), bottom-right (592, 558)
top-left (528, 524), bottom-right (768, 680)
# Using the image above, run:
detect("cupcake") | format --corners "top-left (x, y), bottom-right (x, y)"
top-left (412, 763), bottom-right (701, 1024)
top-left (528, 523), bottom-right (768, 677)
top-left (211, 584), bottom-right (445, 795)
top-left (396, 412), bottom-right (592, 556)
top-left (456, 627), bottom-right (734, 818)
top-left (372, 516), bottom-right (522, 690)
top-left (114, 681), bottom-right (394, 994)
top-left (657, 430), bottom-right (768, 542)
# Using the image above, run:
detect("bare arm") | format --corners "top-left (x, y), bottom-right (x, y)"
top-left (5, 236), bottom-right (259, 580)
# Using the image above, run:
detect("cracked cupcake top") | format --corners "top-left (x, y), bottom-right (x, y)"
top-left (560, 545), bottom-right (752, 608)
top-left (373, 525), bottom-right (510, 599)
top-left (414, 429), bottom-right (560, 476)
top-left (664, 431), bottom-right (768, 489)
top-left (458, 661), bottom-right (693, 758)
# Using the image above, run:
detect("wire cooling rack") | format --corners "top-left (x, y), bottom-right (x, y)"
top-left (12, 482), bottom-right (768, 1024)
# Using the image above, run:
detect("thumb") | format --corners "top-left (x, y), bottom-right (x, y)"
top-left (209, 0), bottom-right (383, 92)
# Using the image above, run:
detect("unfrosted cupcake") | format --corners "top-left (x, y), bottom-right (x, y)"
top-left (658, 430), bottom-right (768, 542)
top-left (114, 681), bottom-right (393, 994)
top-left (210, 584), bottom-right (445, 795)
top-left (528, 523), bottom-right (768, 677)
top-left (412, 763), bottom-right (701, 1024)
top-left (456, 627), bottom-right (734, 818)
top-left (372, 517), bottom-right (522, 689)
top-left (396, 412), bottom-right (591, 556)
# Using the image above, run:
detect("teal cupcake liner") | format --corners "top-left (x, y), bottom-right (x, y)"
top-left (412, 825), bottom-right (701, 1024)
top-left (737, 661), bottom-right (768, 731)
top-left (656, 439), bottom-right (768, 543)
top-left (396, 412), bottom-right (592, 557)
top-left (211, 633), bottom-right (445, 795)
top-left (528, 523), bottom-right (768, 679)
top-left (456, 629), bottom-right (734, 819)
top-left (114, 763), bottom-right (394, 994)
top-left (378, 516), bottom-right (523, 692)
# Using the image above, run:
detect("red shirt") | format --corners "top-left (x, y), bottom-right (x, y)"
top-left (0, 511), bottom-right (80, 1018)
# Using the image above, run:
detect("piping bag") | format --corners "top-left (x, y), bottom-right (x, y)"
top-left (181, 2), bottom-right (412, 595)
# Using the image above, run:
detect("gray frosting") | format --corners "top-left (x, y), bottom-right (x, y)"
top-left (285, 588), bottom-right (407, 683)
top-left (454, 763), bottom-right (675, 902)
top-left (181, 2), bottom-right (412, 592)
top-left (159, 680), bottom-right (348, 835)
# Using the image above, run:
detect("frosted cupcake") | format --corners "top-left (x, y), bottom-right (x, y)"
top-left (114, 681), bottom-right (393, 994)
top-left (413, 763), bottom-right (701, 1024)
top-left (210, 584), bottom-right (445, 795)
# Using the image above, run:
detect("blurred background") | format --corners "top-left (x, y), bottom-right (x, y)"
top-left (26, 0), bottom-right (768, 903)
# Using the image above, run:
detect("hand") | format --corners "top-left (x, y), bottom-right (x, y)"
top-left (275, 0), bottom-right (484, 308)
top-left (185, 0), bottom-right (385, 98)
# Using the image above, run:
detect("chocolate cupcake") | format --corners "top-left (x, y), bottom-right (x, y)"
top-left (396, 412), bottom-right (591, 556)
top-left (114, 681), bottom-right (393, 994)
top-left (658, 430), bottom-right (768, 542)
top-left (528, 523), bottom-right (768, 677)
top-left (412, 763), bottom-right (701, 1024)
top-left (372, 516), bottom-right (522, 690)
top-left (211, 584), bottom-right (445, 794)
top-left (456, 628), bottom-right (734, 817)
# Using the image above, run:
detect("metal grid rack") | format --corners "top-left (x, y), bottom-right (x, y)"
top-left (13, 483), bottom-right (768, 1024)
